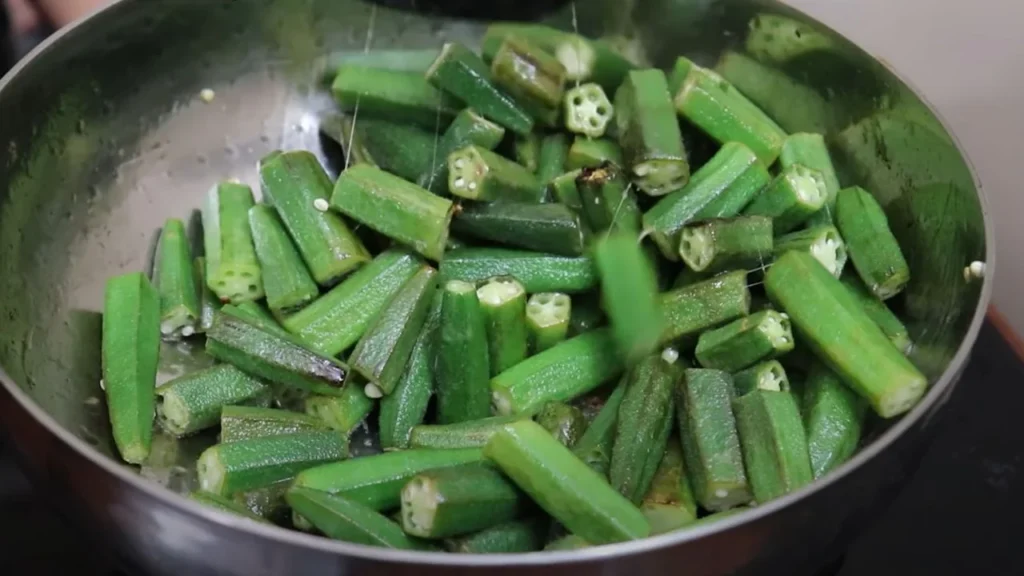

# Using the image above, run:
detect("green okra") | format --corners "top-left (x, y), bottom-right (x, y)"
top-left (802, 361), bottom-right (868, 478)
top-left (444, 518), bottom-right (547, 553)
top-left (840, 273), bottom-right (912, 354)
top-left (248, 205), bottom-right (319, 315)
top-left (409, 415), bottom-right (524, 450)
top-left (331, 64), bottom-right (460, 129)
top-left (491, 328), bottom-right (624, 416)
top-left (565, 83), bottom-right (614, 138)
top-left (490, 36), bottom-right (567, 127)
top-left (435, 280), bottom-right (492, 424)
top-left (537, 133), bottom-right (571, 185)
top-left (484, 420), bottom-right (650, 544)
top-left (526, 292), bottom-right (571, 353)
top-left (576, 163), bottom-right (643, 235)
top-left (643, 142), bottom-right (771, 259)
top-left (695, 310), bottom-right (795, 372)
top-left (675, 369), bottom-right (751, 511)
top-left (477, 277), bottom-right (529, 376)
top-left (671, 57), bottom-right (787, 165)
top-left (765, 251), bottom-right (927, 418)
top-left (447, 145), bottom-right (545, 203)
top-left (259, 151), bottom-right (370, 286)
top-left (615, 69), bottom-right (690, 196)
top-left (400, 464), bottom-right (532, 538)
top-left (678, 216), bottom-right (774, 275)
top-left (206, 312), bottom-right (349, 397)
top-left (550, 170), bottom-right (583, 211)
top-left (835, 186), bottom-right (910, 300)
top-left (659, 270), bottom-right (752, 345)
top-left (452, 202), bottom-right (587, 257)
top-left (155, 218), bottom-right (200, 339)
top-left (743, 164), bottom-right (828, 233)
top-left (566, 136), bottom-right (624, 170)
top-left (283, 250), bottom-right (423, 356)
top-left (733, 389), bottom-right (813, 503)
top-left (221, 301), bottom-right (289, 339)
top-left (193, 257), bottom-right (219, 333)
top-left (305, 384), bottom-right (375, 436)
top-left (535, 402), bottom-right (588, 448)
top-left (292, 448), bottom-right (485, 511)
top-left (417, 108), bottom-right (507, 195)
top-left (102, 272), bottom-right (161, 464)
top-left (220, 405), bottom-right (327, 443)
top-left (331, 164), bottom-right (455, 262)
top-left (611, 350), bottom-right (684, 504)
top-left (155, 364), bottom-right (272, 437)
top-left (641, 438), bottom-right (699, 534)
top-left (350, 266), bottom-right (438, 397)
top-left (233, 482), bottom-right (291, 524)
top-left (594, 231), bottom-right (663, 364)
top-left (439, 247), bottom-right (598, 294)
top-left (321, 113), bottom-right (436, 182)
top-left (189, 491), bottom-right (271, 524)
top-left (197, 430), bottom-right (348, 496)
top-left (287, 487), bottom-right (435, 550)
top-left (774, 225), bottom-right (848, 278)
top-left (780, 133), bottom-right (841, 226)
top-left (515, 132), bottom-right (541, 173)
top-left (733, 360), bottom-right (790, 397)
top-left (203, 182), bottom-right (264, 303)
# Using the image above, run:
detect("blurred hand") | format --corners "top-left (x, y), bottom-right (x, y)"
top-left (5, 0), bottom-right (112, 31)
top-left (5, 0), bottom-right (40, 34)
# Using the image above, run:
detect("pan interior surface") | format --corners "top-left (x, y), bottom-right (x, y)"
top-left (0, 0), bottom-right (988, 560)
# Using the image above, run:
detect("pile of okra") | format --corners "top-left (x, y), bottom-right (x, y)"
top-left (100, 22), bottom-right (924, 552)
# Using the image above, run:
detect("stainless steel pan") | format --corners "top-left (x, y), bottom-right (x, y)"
top-left (0, 0), bottom-right (993, 574)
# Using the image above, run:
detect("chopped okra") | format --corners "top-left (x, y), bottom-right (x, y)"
top-left (564, 83), bottom-right (614, 138)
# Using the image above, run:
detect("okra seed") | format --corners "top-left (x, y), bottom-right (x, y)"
top-left (365, 383), bottom-right (383, 399)
top-left (468, 182), bottom-right (477, 191)
top-left (313, 198), bottom-right (329, 212)
top-left (181, 326), bottom-right (195, 337)
top-left (199, 88), bottom-right (216, 103)
top-left (454, 159), bottom-right (465, 169)
top-left (714, 489), bottom-right (728, 499)
top-left (454, 177), bottom-right (465, 188)
top-left (661, 348), bottom-right (680, 364)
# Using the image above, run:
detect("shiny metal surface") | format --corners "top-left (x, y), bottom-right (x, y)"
top-left (0, 0), bottom-right (993, 574)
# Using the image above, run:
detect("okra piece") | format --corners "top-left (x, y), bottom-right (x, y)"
top-left (566, 136), bottom-right (624, 170)
top-left (659, 270), bottom-right (752, 344)
top-left (537, 133), bottom-right (571, 185)
top-left (526, 292), bottom-right (571, 353)
top-left (409, 415), bottom-right (523, 450)
top-left (331, 164), bottom-right (454, 262)
top-left (193, 257), bottom-right (219, 333)
top-left (102, 272), bottom-right (161, 464)
top-left (197, 430), bottom-right (348, 495)
top-left (287, 488), bottom-right (435, 550)
top-left (484, 420), bottom-right (650, 544)
top-left (774, 225), bottom-right (848, 278)
top-left (331, 64), bottom-right (460, 129)
top-left (189, 491), bottom-right (270, 524)
top-left (305, 385), bottom-right (375, 436)
top-left (452, 202), bottom-right (587, 256)
top-left (695, 310), bottom-right (795, 372)
top-left (550, 170), bottom-right (583, 211)
top-left (321, 113), bottom-right (436, 182)
top-left (293, 448), bottom-right (485, 511)
top-left (259, 151), bottom-right (370, 286)
top-left (491, 328), bottom-right (624, 416)
top-left (840, 274), bottom-right (912, 354)
top-left (733, 360), bottom-right (790, 397)
top-left (643, 142), bottom-right (771, 259)
top-left (675, 369), bottom-right (751, 511)
top-left (221, 301), bottom-right (289, 339)
top-left (220, 405), bottom-right (326, 443)
top-left (248, 205), bottom-right (319, 315)
top-left (440, 247), bottom-right (598, 294)
top-left (615, 69), bottom-right (690, 196)
top-left (576, 163), bottom-right (643, 235)
top-left (233, 482), bottom-right (290, 524)
top-left (594, 232), bottom-right (663, 364)
top-left (444, 518), bottom-right (547, 553)
top-left (743, 164), bottom-right (828, 233)
top-left (350, 266), bottom-right (438, 397)
top-left (283, 250), bottom-right (423, 356)
top-left (206, 312), bottom-right (349, 397)
top-left (379, 293), bottom-right (442, 450)
top-left (780, 133), bottom-right (841, 226)
top-left (491, 36), bottom-right (567, 127)
top-left (426, 42), bottom-right (534, 136)
top-left (435, 280), bottom-right (492, 424)
top-left (565, 83), bottom-right (614, 138)
top-left (447, 145), bottom-right (545, 203)
top-left (611, 350), bottom-right (684, 504)
top-left (477, 277), bottom-right (529, 376)
top-left (671, 57), bottom-right (787, 165)
top-left (535, 402), bottom-right (588, 448)
top-left (835, 186), bottom-right (910, 300)
top-left (401, 464), bottom-right (531, 538)
top-left (765, 251), bottom-right (927, 417)
top-left (733, 389), bottom-right (813, 503)
top-left (418, 109), bottom-right (507, 195)
top-left (679, 216), bottom-right (774, 275)
top-left (802, 361), bottom-right (867, 478)
top-left (202, 182), bottom-right (264, 303)
top-left (155, 218), bottom-right (200, 339)
top-left (155, 364), bottom-right (272, 437)
top-left (515, 132), bottom-right (541, 173)
top-left (641, 438), bottom-right (699, 534)
top-left (572, 382), bottom-right (627, 477)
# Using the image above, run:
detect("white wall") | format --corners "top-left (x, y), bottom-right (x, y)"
top-left (784, 0), bottom-right (1024, 333)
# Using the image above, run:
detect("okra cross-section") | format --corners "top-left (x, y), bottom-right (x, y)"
top-left (491, 36), bottom-right (568, 128)
top-left (447, 145), bottom-right (545, 203)
top-left (734, 360), bottom-right (790, 398)
top-left (155, 218), bottom-right (201, 340)
top-left (835, 186), bottom-right (910, 300)
top-left (615, 69), bottom-right (690, 196)
top-left (526, 292), bottom-right (571, 353)
top-left (564, 83), bottom-right (614, 138)
top-left (331, 164), bottom-right (455, 262)
top-left (478, 277), bottom-right (529, 376)
top-left (779, 133), bottom-right (841, 226)
top-left (773, 225), bottom-right (848, 278)
top-left (695, 310), bottom-right (795, 372)
top-left (202, 182), bottom-right (264, 304)
top-left (417, 108), bottom-right (507, 195)
top-left (659, 270), bottom-right (752, 345)
top-left (679, 216), bottom-right (774, 275)
top-left (743, 163), bottom-right (828, 233)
